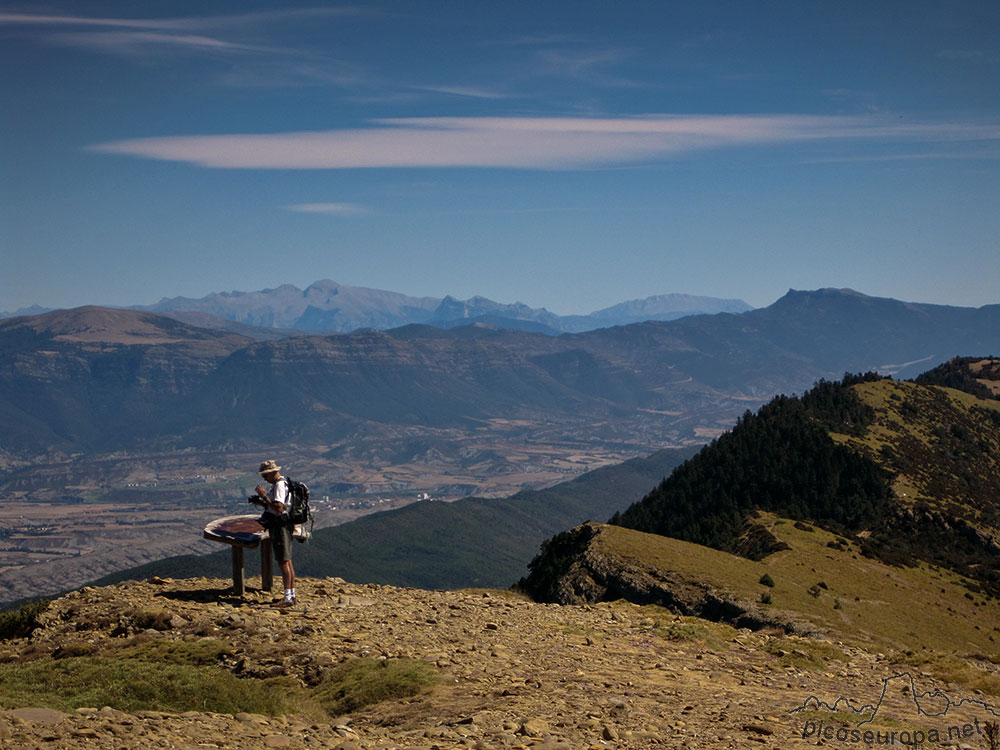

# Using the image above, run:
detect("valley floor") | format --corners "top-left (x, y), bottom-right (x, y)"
top-left (2, 576), bottom-right (996, 749)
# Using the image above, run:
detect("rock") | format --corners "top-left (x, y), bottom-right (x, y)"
top-left (11, 707), bottom-right (67, 724)
top-left (235, 712), bottom-right (270, 725)
top-left (742, 722), bottom-right (775, 735)
top-left (518, 718), bottom-right (549, 737)
top-left (169, 615), bottom-right (189, 629)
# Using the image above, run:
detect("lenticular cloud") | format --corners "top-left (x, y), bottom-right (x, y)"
top-left (89, 115), bottom-right (999, 170)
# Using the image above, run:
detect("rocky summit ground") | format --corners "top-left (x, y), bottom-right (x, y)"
top-left (1, 576), bottom-right (995, 750)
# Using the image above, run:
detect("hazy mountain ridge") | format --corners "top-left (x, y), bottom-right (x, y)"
top-left (3, 281), bottom-right (752, 333)
top-left (137, 280), bottom-right (441, 332)
top-left (589, 293), bottom-right (752, 321)
top-left (132, 279), bottom-right (754, 334)
top-left (2, 289), bottom-right (999, 463)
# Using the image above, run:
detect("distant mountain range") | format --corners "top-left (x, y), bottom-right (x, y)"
top-left (1, 288), bottom-right (998, 463)
top-left (1, 279), bottom-right (752, 334)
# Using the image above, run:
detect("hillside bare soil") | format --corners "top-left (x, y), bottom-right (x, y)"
top-left (2, 576), bottom-right (997, 749)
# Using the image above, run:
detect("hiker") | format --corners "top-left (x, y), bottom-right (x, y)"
top-left (251, 459), bottom-right (297, 607)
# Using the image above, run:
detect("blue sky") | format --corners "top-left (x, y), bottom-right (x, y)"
top-left (2, 1), bottom-right (998, 314)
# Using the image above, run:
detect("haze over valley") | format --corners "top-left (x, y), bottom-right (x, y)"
top-left (1, 284), bottom-right (998, 601)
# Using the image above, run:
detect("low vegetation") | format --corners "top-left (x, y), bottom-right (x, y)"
top-left (0, 656), bottom-right (311, 715)
top-left (312, 657), bottom-right (437, 715)
top-left (0, 632), bottom-right (435, 718)
top-left (0, 599), bottom-right (50, 641)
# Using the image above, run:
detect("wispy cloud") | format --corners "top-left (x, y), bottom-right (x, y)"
top-left (0, 9), bottom-right (361, 58)
top-left (0, 8), bottom-right (360, 31)
top-left (534, 48), bottom-right (642, 88)
top-left (412, 85), bottom-right (510, 100)
top-left (492, 33), bottom-right (587, 47)
top-left (286, 203), bottom-right (368, 216)
top-left (216, 60), bottom-right (366, 88)
top-left (88, 115), bottom-right (1000, 171)
top-left (937, 49), bottom-right (988, 61)
top-left (47, 30), bottom-right (269, 55)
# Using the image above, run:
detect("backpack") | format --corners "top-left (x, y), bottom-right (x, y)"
top-left (284, 478), bottom-right (313, 539)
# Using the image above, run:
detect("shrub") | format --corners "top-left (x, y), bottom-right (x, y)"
top-left (0, 657), bottom-right (313, 715)
top-left (759, 573), bottom-right (775, 587)
top-left (0, 600), bottom-right (50, 641)
top-left (129, 609), bottom-right (173, 631)
top-left (313, 658), bottom-right (436, 716)
top-left (760, 592), bottom-right (772, 605)
top-left (114, 638), bottom-right (234, 666)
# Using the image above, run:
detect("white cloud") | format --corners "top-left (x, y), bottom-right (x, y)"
top-left (0, 13), bottom-right (172, 28)
top-left (88, 115), bottom-right (1000, 171)
top-left (413, 85), bottom-right (510, 100)
top-left (286, 203), bottom-right (368, 216)
top-left (48, 30), bottom-right (260, 54)
top-left (0, 9), bottom-right (359, 58)
top-left (0, 9), bottom-right (359, 31)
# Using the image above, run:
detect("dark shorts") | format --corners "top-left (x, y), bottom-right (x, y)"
top-left (268, 520), bottom-right (294, 563)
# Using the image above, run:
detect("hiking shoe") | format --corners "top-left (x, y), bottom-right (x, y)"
top-left (271, 597), bottom-right (296, 608)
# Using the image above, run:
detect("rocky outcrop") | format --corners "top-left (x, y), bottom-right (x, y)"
top-left (521, 523), bottom-right (815, 634)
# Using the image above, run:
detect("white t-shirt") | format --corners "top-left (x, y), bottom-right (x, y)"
top-left (264, 478), bottom-right (289, 516)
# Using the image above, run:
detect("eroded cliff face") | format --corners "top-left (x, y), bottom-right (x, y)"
top-left (520, 523), bottom-right (815, 635)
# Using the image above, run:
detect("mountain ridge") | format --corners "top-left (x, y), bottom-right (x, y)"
top-left (136, 279), bottom-right (755, 334)
top-left (3, 279), bottom-right (753, 333)
top-left (2, 289), bottom-right (999, 463)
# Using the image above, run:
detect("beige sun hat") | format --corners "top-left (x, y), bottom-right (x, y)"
top-left (258, 459), bottom-right (281, 475)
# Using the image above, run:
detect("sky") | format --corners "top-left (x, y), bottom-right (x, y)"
top-left (2, 0), bottom-right (999, 315)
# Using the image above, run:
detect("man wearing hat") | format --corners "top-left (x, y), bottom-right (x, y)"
top-left (251, 459), bottom-right (296, 607)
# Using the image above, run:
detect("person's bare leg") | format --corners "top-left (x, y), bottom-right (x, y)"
top-left (279, 560), bottom-right (295, 596)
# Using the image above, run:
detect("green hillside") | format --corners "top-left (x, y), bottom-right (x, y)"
top-left (604, 365), bottom-right (1000, 600)
top-left (522, 517), bottom-right (998, 654)
top-left (832, 377), bottom-right (1000, 524)
top-left (519, 361), bottom-right (1000, 656)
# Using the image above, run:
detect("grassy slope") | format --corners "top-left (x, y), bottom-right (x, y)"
top-left (591, 515), bottom-right (999, 655)
top-left (90, 446), bottom-right (699, 592)
top-left (832, 378), bottom-right (1000, 527)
